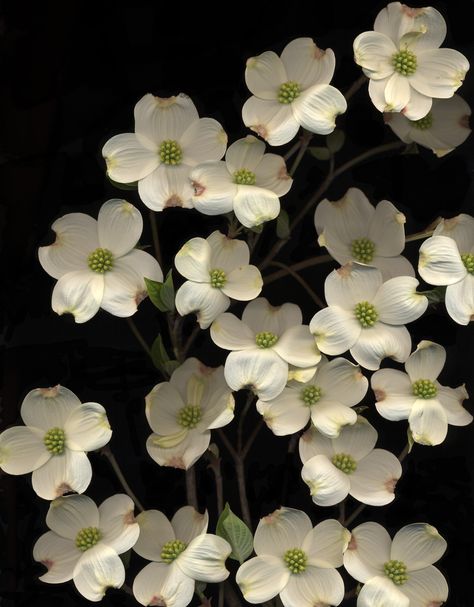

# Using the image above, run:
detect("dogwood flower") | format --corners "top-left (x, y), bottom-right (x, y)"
top-left (314, 187), bottom-right (414, 279)
top-left (385, 94), bottom-right (471, 157)
top-left (211, 298), bottom-right (321, 400)
top-left (33, 493), bottom-right (139, 601)
top-left (133, 506), bottom-right (231, 607)
top-left (174, 230), bottom-right (263, 329)
top-left (242, 37), bottom-right (347, 145)
top-left (256, 355), bottom-right (368, 437)
top-left (38, 199), bottom-right (162, 323)
top-left (353, 2), bottom-right (470, 120)
top-left (418, 213), bottom-right (474, 324)
top-left (190, 136), bottom-right (292, 227)
top-left (372, 340), bottom-right (472, 445)
top-left (309, 263), bottom-right (428, 370)
top-left (300, 417), bottom-right (402, 507)
top-left (145, 358), bottom-right (234, 470)
top-left (236, 507), bottom-right (348, 606)
top-left (344, 521), bottom-right (448, 607)
top-left (0, 385), bottom-right (111, 500)
top-left (102, 93), bottom-right (227, 211)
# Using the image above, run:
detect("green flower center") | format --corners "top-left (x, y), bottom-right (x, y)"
top-left (392, 49), bottom-right (417, 76)
top-left (161, 539), bottom-right (187, 563)
top-left (255, 331), bottom-right (278, 348)
top-left (351, 238), bottom-right (376, 263)
top-left (284, 548), bottom-right (307, 574)
top-left (278, 81), bottom-right (301, 104)
top-left (209, 268), bottom-right (227, 288)
top-left (411, 112), bottom-right (433, 130)
top-left (461, 253), bottom-right (474, 274)
top-left (332, 452), bottom-right (357, 474)
top-left (43, 427), bottom-right (66, 455)
top-left (354, 301), bottom-right (378, 328)
top-left (159, 139), bottom-right (183, 165)
top-left (177, 405), bottom-right (202, 429)
top-left (75, 527), bottom-right (102, 551)
top-left (88, 248), bottom-right (114, 274)
top-left (412, 379), bottom-right (437, 399)
top-left (233, 168), bottom-right (256, 185)
top-left (384, 559), bottom-right (408, 585)
top-left (301, 385), bottom-right (322, 406)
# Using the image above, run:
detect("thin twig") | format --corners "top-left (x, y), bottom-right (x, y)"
top-left (344, 74), bottom-right (368, 102)
top-left (126, 317), bottom-right (152, 358)
top-left (264, 254), bottom-right (333, 284)
top-left (235, 459), bottom-right (252, 528)
top-left (289, 131), bottom-right (313, 176)
top-left (237, 393), bottom-right (255, 453)
top-left (149, 210), bottom-right (163, 267)
top-left (405, 229), bottom-right (435, 243)
top-left (241, 418), bottom-right (264, 459)
top-left (181, 324), bottom-right (201, 358)
top-left (268, 261), bottom-right (325, 308)
top-left (284, 139), bottom-right (302, 161)
top-left (206, 451), bottom-right (224, 514)
top-left (186, 466), bottom-right (198, 509)
top-left (101, 445), bottom-right (145, 512)
top-left (338, 500), bottom-right (346, 523)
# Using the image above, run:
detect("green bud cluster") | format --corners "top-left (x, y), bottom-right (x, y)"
top-left (301, 385), bottom-right (322, 406)
top-left (177, 405), bottom-right (202, 429)
top-left (412, 379), bottom-right (437, 399)
top-left (278, 81), bottom-right (301, 104)
top-left (284, 547), bottom-right (307, 574)
top-left (88, 248), bottom-right (114, 274)
top-left (351, 238), bottom-right (376, 263)
top-left (75, 527), bottom-right (102, 551)
top-left (159, 140), bottom-right (183, 165)
top-left (255, 331), bottom-right (278, 348)
top-left (210, 268), bottom-right (227, 288)
top-left (43, 427), bottom-right (66, 455)
top-left (233, 168), bottom-right (257, 185)
top-left (354, 301), bottom-right (378, 327)
top-left (332, 452), bottom-right (357, 474)
top-left (392, 49), bottom-right (417, 76)
top-left (161, 539), bottom-right (187, 563)
top-left (384, 559), bottom-right (408, 585)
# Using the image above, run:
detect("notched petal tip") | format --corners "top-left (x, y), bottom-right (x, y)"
top-left (164, 195), bottom-right (183, 208)
top-left (55, 482), bottom-right (73, 498)
top-left (191, 180), bottom-right (206, 197)
top-left (39, 385), bottom-right (61, 398)
top-left (250, 124), bottom-right (269, 141)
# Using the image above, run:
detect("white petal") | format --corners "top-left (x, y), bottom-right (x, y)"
top-left (134, 510), bottom-right (174, 561)
top-left (279, 566), bottom-right (344, 607)
top-left (171, 506), bottom-right (208, 544)
top-left (175, 238), bottom-right (211, 281)
top-left (281, 38), bottom-right (336, 87)
top-left (97, 199), bottom-right (143, 257)
top-left (256, 389), bottom-right (310, 435)
top-left (316, 356), bottom-right (369, 406)
top-left (225, 135), bottom-right (265, 173)
top-left (273, 325), bottom-right (321, 367)
top-left (434, 213), bottom-right (474, 253)
top-left (222, 265), bottom-right (263, 301)
top-left (176, 534), bottom-right (231, 582)
top-left (311, 401), bottom-right (358, 438)
top-left (99, 494), bottom-right (139, 554)
top-left (223, 349), bottom-right (288, 400)
top-left (391, 523), bottom-right (447, 570)
top-left (176, 282), bottom-right (230, 330)
top-left (368, 200), bottom-right (406, 256)
top-left (333, 416), bottom-right (378, 460)
top-left (38, 214), bottom-right (98, 279)
top-left (134, 93), bottom-right (199, 143)
top-left (254, 152), bottom-right (292, 196)
top-left (73, 544), bottom-right (125, 601)
top-left (254, 506), bottom-right (312, 557)
top-left (315, 188), bottom-right (374, 237)
top-left (181, 117), bottom-right (227, 165)
top-left (301, 454), bottom-right (350, 506)
top-left (402, 87), bottom-right (433, 120)
top-left (373, 2), bottom-right (416, 43)
top-left (384, 72), bottom-right (411, 112)
top-left (207, 230), bottom-right (250, 271)
top-left (373, 276), bottom-right (428, 324)
top-left (371, 368), bottom-right (416, 420)
top-left (146, 429), bottom-right (210, 470)
top-left (51, 270), bottom-right (104, 323)
top-left (242, 298), bottom-right (302, 335)
top-left (21, 385), bottom-right (80, 430)
top-left (411, 48), bottom-right (470, 99)
top-left (303, 518), bottom-right (350, 568)
top-left (32, 450), bottom-right (92, 500)
top-left (405, 340), bottom-right (446, 382)
top-left (233, 185), bottom-right (280, 228)
top-left (190, 162), bottom-right (236, 215)
top-left (343, 522), bottom-right (390, 582)
top-left (369, 77), bottom-right (392, 113)
top-left (408, 399), bottom-right (448, 445)
top-left (357, 576), bottom-right (409, 607)
top-left (210, 313), bottom-right (256, 350)
top-left (325, 263), bottom-right (383, 309)
top-left (353, 31), bottom-right (396, 78)
top-left (445, 275), bottom-right (474, 325)
top-left (0, 426), bottom-right (49, 474)
top-left (133, 562), bottom-right (195, 607)
top-left (298, 426), bottom-right (334, 463)
top-left (350, 323), bottom-right (412, 370)
top-left (402, 565), bottom-right (449, 605)
top-left (138, 164), bottom-right (194, 211)
top-left (373, 255), bottom-right (415, 280)
top-left (242, 96), bottom-right (300, 146)
top-left (145, 382), bottom-right (184, 435)
top-left (33, 530), bottom-right (81, 583)
top-left (310, 306), bottom-right (361, 356)
top-left (102, 133), bottom-right (158, 183)
top-left (418, 235), bottom-right (465, 285)
top-left (292, 84), bottom-right (347, 135)
top-left (245, 51), bottom-right (286, 98)
top-left (64, 403), bottom-right (112, 451)
top-left (236, 555), bottom-right (290, 603)
top-left (437, 384), bottom-right (472, 426)
top-left (46, 494), bottom-right (99, 539)
top-left (350, 449), bottom-right (402, 506)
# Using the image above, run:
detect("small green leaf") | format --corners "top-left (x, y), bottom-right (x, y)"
top-left (151, 334), bottom-right (179, 377)
top-left (308, 146), bottom-right (331, 160)
top-left (276, 209), bottom-right (290, 239)
top-left (195, 581), bottom-right (207, 595)
top-left (145, 270), bottom-right (175, 312)
top-left (407, 428), bottom-right (415, 453)
top-left (216, 503), bottom-right (253, 564)
top-left (423, 286), bottom-right (446, 305)
top-left (326, 129), bottom-right (345, 153)
top-left (107, 176), bottom-right (138, 191)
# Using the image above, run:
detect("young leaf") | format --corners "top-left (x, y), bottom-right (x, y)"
top-left (276, 209), bottom-right (290, 239)
top-left (308, 146), bottom-right (331, 160)
top-left (216, 503), bottom-right (253, 564)
top-left (145, 270), bottom-right (175, 312)
top-left (326, 129), bottom-right (345, 153)
top-left (151, 334), bottom-right (179, 377)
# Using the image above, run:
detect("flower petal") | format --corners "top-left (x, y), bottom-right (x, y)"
top-left (73, 544), bottom-right (125, 601)
top-left (233, 185), bottom-right (280, 228)
top-left (279, 566), bottom-right (344, 607)
top-left (138, 164), bottom-right (194, 212)
top-left (311, 401), bottom-right (358, 438)
top-left (310, 306), bottom-right (361, 356)
top-left (210, 313), bottom-right (256, 350)
top-left (32, 450), bottom-right (92, 500)
top-left (51, 270), bottom-right (104, 323)
top-left (402, 565), bottom-right (449, 605)
top-left (418, 235), bottom-right (465, 285)
top-left (46, 494), bottom-right (99, 539)
top-left (225, 135), bottom-right (266, 173)
top-left (273, 324), bottom-right (321, 367)
top-left (134, 510), bottom-right (174, 561)
top-left (357, 576), bottom-right (409, 607)
top-left (99, 494), bottom-right (139, 554)
top-left (373, 255), bottom-right (415, 280)
top-left (445, 275), bottom-right (474, 325)
top-left (402, 87), bottom-right (433, 120)
top-left (281, 38), bottom-right (336, 87)
top-left (254, 152), bottom-right (292, 196)
top-left (373, 276), bottom-right (428, 324)
top-left (384, 72), bottom-right (411, 112)
top-left (33, 530), bottom-right (81, 583)
top-left (301, 454), bottom-right (351, 506)
top-left (343, 522), bottom-right (390, 582)
top-left (135, 93), bottom-right (199, 143)
top-left (303, 518), bottom-right (350, 568)
top-left (223, 349), bottom-right (288, 400)
top-left (333, 416), bottom-right (378, 460)
top-left (102, 133), bottom-right (158, 183)
top-left (298, 426), bottom-right (334, 463)
top-left (146, 429), bottom-right (210, 470)
top-left (405, 340), bottom-right (446, 382)
top-left (437, 384), bottom-right (472, 426)
top-left (171, 506), bottom-right (208, 544)
top-left (254, 506), bottom-right (313, 557)
top-left (350, 449), bottom-right (402, 506)
top-left (242, 298), bottom-right (302, 335)
top-left (391, 523), bottom-right (447, 569)
top-left (292, 83), bottom-right (347, 135)
top-left (190, 162), bottom-right (236, 215)
top-left (371, 368), bottom-right (416, 420)
top-left (181, 118), bottom-right (227, 165)
top-left (176, 533), bottom-right (231, 582)
top-left (236, 554), bottom-right (290, 603)
top-left (207, 230), bottom-right (250, 271)
top-left (411, 48), bottom-right (470, 99)
top-left (408, 398), bottom-right (448, 445)
top-left (242, 96), bottom-right (300, 146)
top-left (353, 31), bottom-right (396, 78)
top-left (316, 356), bottom-right (368, 406)
top-left (21, 385), bottom-right (80, 430)
top-left (176, 282), bottom-right (230, 330)
top-left (256, 389), bottom-right (310, 435)
top-left (368, 200), bottom-right (406, 256)
top-left (325, 263), bottom-right (383, 309)
top-left (434, 213), bottom-right (474, 253)
top-left (350, 323), bottom-right (412, 370)
top-left (222, 265), bottom-right (263, 302)
top-left (368, 77), bottom-right (392, 113)
top-left (145, 382), bottom-right (184, 436)
top-left (64, 403), bottom-right (112, 452)
top-left (245, 51), bottom-right (286, 98)
top-left (97, 199), bottom-right (143, 257)
top-left (133, 562), bottom-right (195, 607)
top-left (0, 426), bottom-right (50, 474)
top-left (174, 237), bottom-right (211, 281)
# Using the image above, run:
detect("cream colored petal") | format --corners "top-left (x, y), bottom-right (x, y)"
top-left (73, 544), bottom-right (125, 601)
top-left (171, 506), bottom-right (208, 544)
top-left (0, 426), bottom-right (50, 474)
top-left (97, 199), bottom-right (143, 257)
top-left (33, 530), bottom-right (81, 583)
top-left (134, 510), bottom-right (174, 561)
top-left (46, 494), bottom-right (99, 539)
top-left (64, 403), bottom-right (112, 452)
top-left (281, 38), bottom-right (336, 87)
top-left (254, 506), bottom-right (312, 557)
top-left (20, 385), bottom-right (80, 430)
top-left (32, 450), bottom-right (92, 500)
top-left (99, 494), bottom-right (140, 554)
top-left (391, 523), bottom-right (447, 569)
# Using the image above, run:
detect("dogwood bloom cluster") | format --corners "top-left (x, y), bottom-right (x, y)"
top-left (211, 297), bottom-right (321, 400)
top-left (418, 213), bottom-right (474, 324)
top-left (0, 385), bottom-right (111, 500)
top-left (133, 506), bottom-right (231, 607)
top-left (174, 230), bottom-right (263, 329)
top-left (372, 340), bottom-right (472, 445)
top-left (344, 521), bottom-right (448, 606)
top-left (33, 494), bottom-right (139, 601)
top-left (102, 93), bottom-right (227, 210)
top-left (145, 358), bottom-right (234, 469)
top-left (236, 507), bottom-right (349, 606)
top-left (39, 199), bottom-right (163, 323)
top-left (314, 187), bottom-right (414, 279)
top-left (353, 2), bottom-right (470, 119)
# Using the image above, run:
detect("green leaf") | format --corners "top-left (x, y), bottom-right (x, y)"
top-left (145, 270), bottom-right (175, 312)
top-left (423, 286), bottom-right (446, 305)
top-left (308, 146), bottom-right (331, 160)
top-left (276, 209), bottom-right (290, 239)
top-left (151, 334), bottom-right (179, 377)
top-left (107, 176), bottom-right (138, 191)
top-left (326, 129), bottom-right (345, 153)
top-left (216, 503), bottom-right (253, 564)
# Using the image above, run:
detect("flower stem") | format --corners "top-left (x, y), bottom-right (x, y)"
top-left (235, 458), bottom-right (252, 528)
top-left (185, 466), bottom-right (198, 509)
top-left (149, 210), bottom-right (163, 267)
top-left (344, 74), bottom-right (367, 101)
top-left (126, 317), bottom-right (152, 358)
top-left (264, 254), bottom-right (333, 284)
top-left (289, 130), bottom-right (312, 176)
top-left (101, 445), bottom-right (145, 512)
top-left (206, 450), bottom-right (224, 514)
top-left (268, 261), bottom-right (325, 308)
top-left (405, 229), bottom-right (435, 243)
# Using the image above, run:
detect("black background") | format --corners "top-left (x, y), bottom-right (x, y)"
top-left (1, 0), bottom-right (473, 605)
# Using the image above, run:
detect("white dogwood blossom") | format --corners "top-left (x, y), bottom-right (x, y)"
top-left (372, 340), bottom-right (472, 445)
top-left (0, 385), bottom-right (111, 500)
top-left (385, 94), bottom-right (471, 157)
top-left (190, 136), bottom-right (292, 227)
top-left (310, 263), bottom-right (428, 370)
top-left (257, 355), bottom-right (367, 437)
top-left (418, 213), bottom-right (474, 324)
top-left (344, 521), bottom-right (448, 607)
top-left (38, 199), bottom-right (163, 323)
top-left (211, 298), bottom-right (321, 400)
top-left (236, 507), bottom-right (349, 606)
top-left (300, 417), bottom-right (402, 507)
top-left (33, 494), bottom-right (139, 601)
top-left (174, 230), bottom-right (263, 329)
top-left (242, 37), bottom-right (347, 145)
top-left (133, 506), bottom-right (231, 607)
top-left (102, 93), bottom-right (227, 211)
top-left (145, 358), bottom-right (234, 470)
top-left (314, 187), bottom-right (414, 279)
top-left (353, 2), bottom-right (470, 120)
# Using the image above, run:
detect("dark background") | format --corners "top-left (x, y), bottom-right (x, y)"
top-left (1, 0), bottom-right (473, 605)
